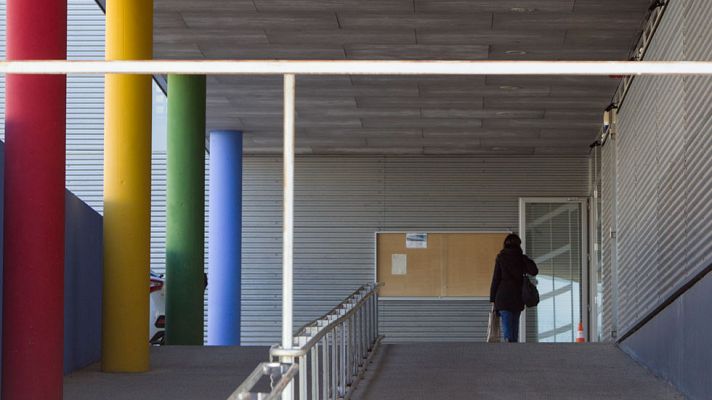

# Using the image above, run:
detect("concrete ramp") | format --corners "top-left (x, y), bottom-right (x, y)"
top-left (64, 346), bottom-right (269, 400)
top-left (352, 343), bottom-right (682, 400)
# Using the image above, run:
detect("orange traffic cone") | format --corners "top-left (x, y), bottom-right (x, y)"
top-left (576, 322), bottom-right (585, 343)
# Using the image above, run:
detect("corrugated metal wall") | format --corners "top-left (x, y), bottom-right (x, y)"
top-left (63, 0), bottom-right (106, 211)
top-left (601, 0), bottom-right (712, 339)
top-left (242, 156), bottom-right (589, 345)
top-left (0, 0), bottom-right (213, 335)
top-left (682, 0), bottom-right (712, 281)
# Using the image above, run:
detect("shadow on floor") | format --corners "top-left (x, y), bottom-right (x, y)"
top-left (64, 346), bottom-right (270, 400)
top-left (351, 343), bottom-right (683, 400)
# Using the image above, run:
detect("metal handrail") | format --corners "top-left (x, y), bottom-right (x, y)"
top-left (274, 284), bottom-right (382, 358)
top-left (229, 363), bottom-right (299, 400)
top-left (293, 285), bottom-right (369, 337)
top-left (229, 282), bottom-right (383, 400)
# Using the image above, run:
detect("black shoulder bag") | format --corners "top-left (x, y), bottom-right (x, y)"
top-left (522, 273), bottom-right (539, 308)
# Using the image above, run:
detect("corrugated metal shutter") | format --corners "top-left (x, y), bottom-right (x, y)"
top-left (382, 158), bottom-right (587, 230)
top-left (65, 0), bottom-right (106, 212)
top-left (379, 300), bottom-right (490, 343)
top-left (242, 157), bottom-right (386, 344)
top-left (242, 156), bottom-right (588, 345)
top-left (648, 1), bottom-right (687, 313)
top-left (151, 153), bottom-right (168, 274)
top-left (204, 157), bottom-right (210, 339)
top-left (613, 0), bottom-right (712, 337)
top-left (682, 0), bottom-right (712, 283)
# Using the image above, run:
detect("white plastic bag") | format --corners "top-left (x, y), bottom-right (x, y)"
top-left (486, 305), bottom-right (501, 343)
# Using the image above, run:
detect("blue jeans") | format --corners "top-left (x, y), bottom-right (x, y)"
top-left (499, 310), bottom-right (521, 343)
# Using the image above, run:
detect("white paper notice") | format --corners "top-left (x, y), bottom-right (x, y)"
top-left (405, 232), bottom-right (428, 249)
top-left (392, 254), bottom-right (407, 275)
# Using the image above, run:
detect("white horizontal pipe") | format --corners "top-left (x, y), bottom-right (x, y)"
top-left (0, 60), bottom-right (712, 76)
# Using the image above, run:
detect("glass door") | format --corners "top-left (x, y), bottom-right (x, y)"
top-left (519, 198), bottom-right (587, 343)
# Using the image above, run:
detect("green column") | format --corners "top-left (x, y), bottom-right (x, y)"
top-left (165, 74), bottom-right (207, 345)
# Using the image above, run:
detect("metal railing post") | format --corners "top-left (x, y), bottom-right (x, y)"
top-left (372, 293), bottom-right (377, 345)
top-left (359, 301), bottom-right (365, 364)
top-left (343, 318), bottom-right (349, 388)
top-left (339, 322), bottom-right (347, 397)
top-left (371, 291), bottom-right (377, 346)
top-left (310, 346), bottom-right (318, 400)
top-left (321, 337), bottom-right (329, 400)
top-left (299, 354), bottom-right (307, 400)
top-left (366, 295), bottom-right (372, 350)
top-left (348, 314), bottom-right (355, 383)
top-left (330, 330), bottom-right (337, 399)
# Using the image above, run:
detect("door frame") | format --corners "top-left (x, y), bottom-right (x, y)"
top-left (518, 197), bottom-right (589, 343)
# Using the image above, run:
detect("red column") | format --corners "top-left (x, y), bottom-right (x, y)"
top-left (2, 0), bottom-right (66, 399)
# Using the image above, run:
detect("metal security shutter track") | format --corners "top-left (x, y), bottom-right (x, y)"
top-left (242, 156), bottom-right (588, 345)
top-left (600, 143), bottom-right (615, 341)
top-left (613, 0), bottom-right (712, 337)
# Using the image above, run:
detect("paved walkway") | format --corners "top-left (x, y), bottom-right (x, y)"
top-left (352, 343), bottom-right (682, 400)
top-left (64, 346), bottom-right (269, 400)
top-left (64, 343), bottom-right (682, 399)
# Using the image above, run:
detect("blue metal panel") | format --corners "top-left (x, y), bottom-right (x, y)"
top-left (63, 192), bottom-right (103, 373)
top-left (207, 130), bottom-right (243, 345)
top-left (621, 270), bottom-right (712, 400)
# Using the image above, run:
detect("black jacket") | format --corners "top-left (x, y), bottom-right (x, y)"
top-left (489, 248), bottom-right (539, 312)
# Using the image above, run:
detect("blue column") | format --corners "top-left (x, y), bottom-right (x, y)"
top-left (207, 130), bottom-right (243, 345)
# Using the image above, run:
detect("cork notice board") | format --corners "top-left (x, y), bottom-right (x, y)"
top-left (377, 232), bottom-right (509, 297)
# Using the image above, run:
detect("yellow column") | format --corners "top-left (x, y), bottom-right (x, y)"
top-left (102, 0), bottom-right (153, 372)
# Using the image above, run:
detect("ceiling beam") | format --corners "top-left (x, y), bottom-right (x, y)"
top-left (1, 60), bottom-right (711, 76)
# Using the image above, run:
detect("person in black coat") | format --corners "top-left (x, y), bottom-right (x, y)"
top-left (489, 233), bottom-right (539, 342)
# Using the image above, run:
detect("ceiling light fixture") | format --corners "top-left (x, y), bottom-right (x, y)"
top-left (510, 7), bottom-right (537, 13)
top-left (498, 85), bottom-right (521, 91)
top-left (504, 50), bottom-right (528, 55)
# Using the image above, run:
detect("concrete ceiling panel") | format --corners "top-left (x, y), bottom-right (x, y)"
top-left (153, 0), bottom-right (651, 155)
